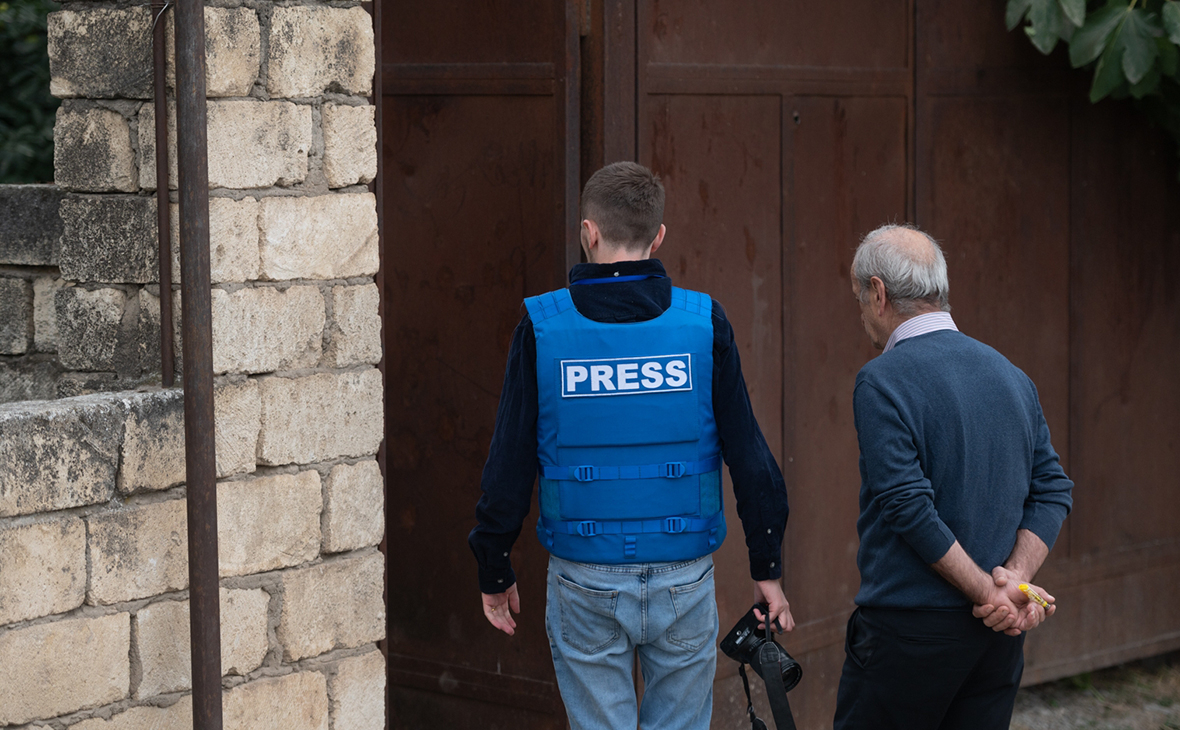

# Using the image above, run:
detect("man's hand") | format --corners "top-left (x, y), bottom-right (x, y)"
top-left (973, 567), bottom-right (1054, 636)
top-left (753, 579), bottom-right (795, 633)
top-left (482, 583), bottom-right (521, 636)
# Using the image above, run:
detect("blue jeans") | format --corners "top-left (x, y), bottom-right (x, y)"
top-left (545, 554), bottom-right (718, 730)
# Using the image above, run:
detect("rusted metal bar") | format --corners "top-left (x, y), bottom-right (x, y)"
top-left (151, 0), bottom-right (174, 388)
top-left (174, 0), bottom-right (221, 727)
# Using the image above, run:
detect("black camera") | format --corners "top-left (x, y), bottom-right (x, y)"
top-left (720, 603), bottom-right (802, 692)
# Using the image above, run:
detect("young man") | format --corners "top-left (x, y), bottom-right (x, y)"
top-left (469, 162), bottom-right (792, 729)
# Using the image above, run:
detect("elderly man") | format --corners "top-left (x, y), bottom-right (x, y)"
top-left (833, 224), bottom-right (1074, 730)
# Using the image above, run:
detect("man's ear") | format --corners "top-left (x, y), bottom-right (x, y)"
top-left (581, 219), bottom-right (599, 261)
top-left (648, 224), bottom-right (666, 256)
top-left (870, 276), bottom-right (889, 317)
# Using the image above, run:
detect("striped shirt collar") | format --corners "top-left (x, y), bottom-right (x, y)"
top-left (882, 311), bottom-right (958, 354)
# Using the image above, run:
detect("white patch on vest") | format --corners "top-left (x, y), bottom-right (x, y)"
top-left (560, 354), bottom-right (693, 398)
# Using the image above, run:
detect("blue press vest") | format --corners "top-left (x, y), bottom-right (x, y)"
top-left (525, 286), bottom-right (726, 564)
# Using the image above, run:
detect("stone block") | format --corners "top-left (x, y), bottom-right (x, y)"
top-left (54, 106), bottom-right (137, 192)
top-left (0, 517), bottom-right (86, 624)
top-left (211, 285), bottom-right (324, 375)
top-left (134, 287), bottom-right (164, 377)
top-left (258, 194), bottom-right (378, 281)
top-left (59, 195), bottom-right (158, 283)
top-left (0, 393), bottom-right (123, 517)
top-left (218, 471), bottom-right (321, 577)
top-left (215, 378), bottom-right (260, 477)
top-left (134, 588), bottom-right (269, 697)
top-left (88, 498), bottom-right (188, 605)
top-left (0, 357), bottom-right (61, 404)
top-left (34, 276), bottom-right (65, 352)
top-left (48, 9), bottom-right (152, 99)
top-left (0, 184), bottom-right (64, 265)
top-left (258, 369), bottom-right (383, 466)
top-left (224, 673), bottom-right (328, 730)
top-left (55, 286), bottom-right (127, 371)
top-left (267, 6), bottom-right (374, 98)
top-left (70, 696), bottom-right (192, 730)
top-left (323, 460), bottom-right (383, 553)
top-left (170, 197), bottom-right (261, 284)
top-left (166, 7), bottom-right (260, 98)
top-left (322, 104), bottom-right (377, 188)
top-left (277, 552), bottom-right (384, 661)
top-left (0, 277), bottom-right (33, 354)
top-left (56, 372), bottom-right (121, 399)
top-left (327, 283), bottom-right (381, 367)
top-left (329, 650), bottom-right (386, 730)
top-left (0, 613), bottom-right (130, 725)
top-left (140, 101), bottom-right (312, 190)
top-left (118, 389), bottom-right (185, 494)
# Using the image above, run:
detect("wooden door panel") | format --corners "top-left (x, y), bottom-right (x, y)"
top-left (383, 1), bottom-right (577, 726)
top-left (646, 93), bottom-right (785, 646)
top-left (787, 95), bottom-right (909, 634)
top-left (646, 0), bottom-right (909, 69)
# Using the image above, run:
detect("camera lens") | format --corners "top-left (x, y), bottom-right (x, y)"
top-left (749, 642), bottom-right (803, 692)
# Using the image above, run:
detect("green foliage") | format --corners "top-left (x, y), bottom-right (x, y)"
top-left (0, 0), bottom-right (60, 183)
top-left (1008, 0), bottom-right (1180, 173)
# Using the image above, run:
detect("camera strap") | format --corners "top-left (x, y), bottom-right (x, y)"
top-left (736, 624), bottom-right (797, 730)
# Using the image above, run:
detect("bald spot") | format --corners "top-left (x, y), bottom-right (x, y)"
top-left (875, 226), bottom-right (939, 266)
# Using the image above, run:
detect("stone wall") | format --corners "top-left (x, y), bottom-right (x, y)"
top-left (0, 0), bottom-right (385, 727)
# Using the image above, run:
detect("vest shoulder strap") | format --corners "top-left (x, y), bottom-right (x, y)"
top-left (524, 288), bottom-right (574, 324)
top-left (670, 287), bottom-right (712, 317)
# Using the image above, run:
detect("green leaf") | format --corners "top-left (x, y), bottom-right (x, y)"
top-left (1007, 0), bottom-right (1034, 31)
top-left (1071, 2), bottom-right (1128, 67)
top-left (1121, 9), bottom-right (1161, 85)
top-left (1164, 2), bottom-right (1180, 44)
top-left (1130, 64), bottom-right (1161, 97)
top-left (1059, 0), bottom-right (1086, 28)
top-left (1159, 35), bottom-right (1180, 76)
top-left (1029, 0), bottom-right (1069, 53)
top-left (1091, 38), bottom-right (1128, 102)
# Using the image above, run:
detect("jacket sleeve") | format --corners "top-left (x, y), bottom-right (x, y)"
top-left (468, 313), bottom-right (539, 594)
top-left (711, 301), bottom-right (789, 581)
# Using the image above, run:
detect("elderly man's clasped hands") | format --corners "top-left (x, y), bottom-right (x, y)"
top-left (973, 567), bottom-right (1056, 637)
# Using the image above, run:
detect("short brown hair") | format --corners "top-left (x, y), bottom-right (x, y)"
top-left (580, 162), bottom-right (665, 249)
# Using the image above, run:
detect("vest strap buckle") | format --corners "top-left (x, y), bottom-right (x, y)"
top-left (573, 465), bottom-right (598, 482)
top-left (576, 520), bottom-right (600, 537)
top-left (664, 517), bottom-right (687, 534)
top-left (663, 461), bottom-right (687, 478)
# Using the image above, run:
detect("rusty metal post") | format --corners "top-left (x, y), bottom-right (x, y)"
top-left (174, 0), bottom-right (221, 727)
top-left (151, 0), bottom-right (174, 387)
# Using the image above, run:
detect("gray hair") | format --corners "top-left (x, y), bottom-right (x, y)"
top-left (852, 224), bottom-right (951, 315)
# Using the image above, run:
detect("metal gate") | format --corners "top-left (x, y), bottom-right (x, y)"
top-left (382, 2), bottom-right (1180, 728)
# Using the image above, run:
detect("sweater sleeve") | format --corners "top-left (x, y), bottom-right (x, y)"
top-left (853, 379), bottom-right (957, 564)
top-left (1019, 385), bottom-right (1074, 548)
top-left (468, 313), bottom-right (539, 594)
top-left (711, 301), bottom-right (789, 581)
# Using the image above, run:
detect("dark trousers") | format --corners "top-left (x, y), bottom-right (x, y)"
top-left (832, 607), bottom-right (1025, 730)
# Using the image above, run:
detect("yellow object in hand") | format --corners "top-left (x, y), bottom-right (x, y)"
top-left (1019, 583), bottom-right (1050, 609)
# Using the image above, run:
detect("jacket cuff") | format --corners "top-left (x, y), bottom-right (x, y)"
top-left (478, 565), bottom-right (517, 595)
top-left (749, 555), bottom-right (783, 582)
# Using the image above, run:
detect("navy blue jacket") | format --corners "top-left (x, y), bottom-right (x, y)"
top-left (470, 259), bottom-right (788, 594)
top-left (853, 329), bottom-right (1074, 609)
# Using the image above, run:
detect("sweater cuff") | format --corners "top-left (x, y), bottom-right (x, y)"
top-left (478, 565), bottom-right (518, 595)
top-left (910, 518), bottom-right (957, 565)
top-left (1019, 503), bottom-right (1068, 551)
